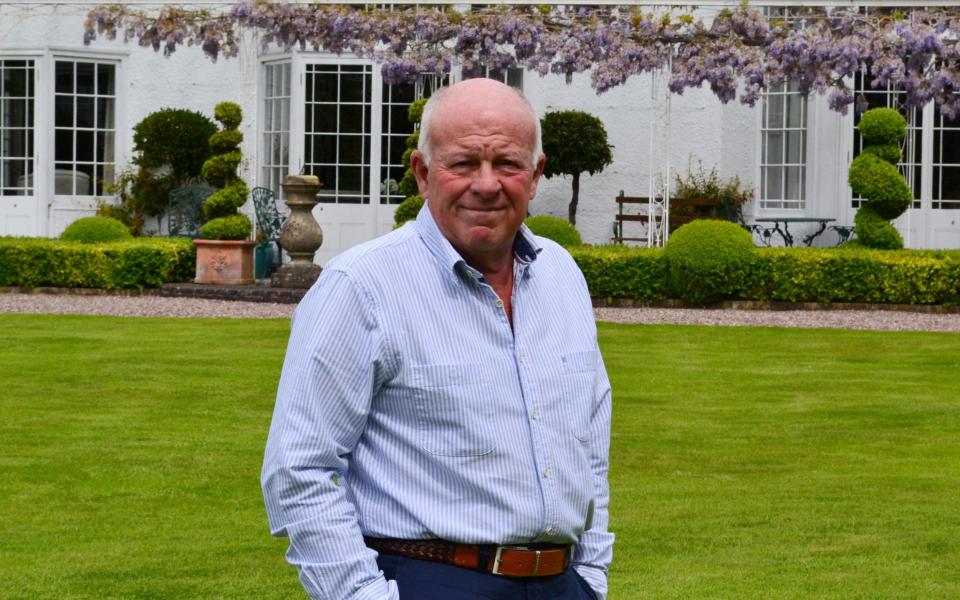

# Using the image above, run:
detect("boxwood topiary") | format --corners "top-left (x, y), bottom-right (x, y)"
top-left (664, 219), bottom-right (755, 305)
top-left (199, 213), bottom-right (252, 241)
top-left (60, 216), bottom-right (133, 243)
top-left (199, 101), bottom-right (252, 241)
top-left (857, 107), bottom-right (907, 146)
top-left (133, 108), bottom-right (217, 181)
top-left (525, 214), bottom-right (582, 247)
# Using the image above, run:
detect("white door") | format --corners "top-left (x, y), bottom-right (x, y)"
top-left (0, 58), bottom-right (40, 236)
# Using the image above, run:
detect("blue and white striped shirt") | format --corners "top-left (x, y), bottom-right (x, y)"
top-left (262, 206), bottom-right (614, 600)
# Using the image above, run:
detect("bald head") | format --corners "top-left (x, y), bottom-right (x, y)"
top-left (417, 79), bottom-right (543, 168)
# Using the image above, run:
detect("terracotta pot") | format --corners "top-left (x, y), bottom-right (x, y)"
top-left (193, 239), bottom-right (257, 285)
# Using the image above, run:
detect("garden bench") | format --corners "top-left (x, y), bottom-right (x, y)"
top-left (613, 192), bottom-right (723, 244)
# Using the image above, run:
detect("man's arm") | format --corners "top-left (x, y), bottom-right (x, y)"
top-left (572, 351), bottom-right (615, 600)
top-left (262, 269), bottom-right (398, 600)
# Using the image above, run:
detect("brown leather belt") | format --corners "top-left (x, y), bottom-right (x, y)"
top-left (364, 537), bottom-right (571, 578)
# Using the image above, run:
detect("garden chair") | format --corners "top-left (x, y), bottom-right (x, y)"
top-left (167, 185), bottom-right (214, 238)
top-left (251, 186), bottom-right (285, 277)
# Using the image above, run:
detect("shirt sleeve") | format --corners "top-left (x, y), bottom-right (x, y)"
top-left (571, 349), bottom-right (615, 600)
top-left (261, 268), bottom-right (398, 600)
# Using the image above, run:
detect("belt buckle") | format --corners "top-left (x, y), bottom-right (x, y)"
top-left (491, 545), bottom-right (541, 576)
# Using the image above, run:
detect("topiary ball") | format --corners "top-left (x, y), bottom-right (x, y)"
top-left (664, 219), bottom-right (754, 305)
top-left (857, 107), bottom-right (907, 147)
top-left (848, 153), bottom-right (913, 220)
top-left (200, 214), bottom-right (252, 241)
top-left (214, 101), bottom-right (243, 131)
top-left (393, 195), bottom-right (424, 227)
top-left (60, 216), bottom-right (132, 243)
top-left (524, 214), bottom-right (582, 247)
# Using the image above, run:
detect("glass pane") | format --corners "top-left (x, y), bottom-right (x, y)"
top-left (942, 129), bottom-right (960, 165)
top-left (507, 68), bottom-right (523, 90)
top-left (314, 164), bottom-right (336, 189)
top-left (97, 64), bottom-right (115, 95)
top-left (785, 167), bottom-right (803, 200)
top-left (282, 64), bottom-right (290, 95)
top-left (390, 104), bottom-right (411, 133)
top-left (55, 130), bottom-right (73, 161)
top-left (76, 164), bottom-right (94, 195)
top-left (785, 131), bottom-right (804, 164)
top-left (765, 131), bottom-right (783, 164)
top-left (311, 135), bottom-right (337, 164)
top-left (766, 94), bottom-right (784, 128)
top-left (390, 82), bottom-right (416, 103)
top-left (76, 63), bottom-right (95, 95)
top-left (281, 133), bottom-right (289, 165)
top-left (273, 100), bottom-right (282, 133)
top-left (53, 96), bottom-right (73, 127)
top-left (310, 73), bottom-right (338, 102)
top-left (340, 135), bottom-right (363, 164)
top-left (55, 61), bottom-right (73, 94)
top-left (76, 96), bottom-right (94, 128)
top-left (338, 166), bottom-right (363, 194)
top-left (5, 99), bottom-right (27, 127)
top-left (96, 131), bottom-right (114, 162)
top-left (340, 105), bottom-right (365, 133)
top-left (97, 98), bottom-right (115, 129)
top-left (4, 67), bottom-right (28, 97)
top-left (54, 163), bottom-right (73, 194)
top-left (765, 166), bottom-right (782, 200)
top-left (312, 105), bottom-right (337, 133)
top-left (2, 129), bottom-right (26, 158)
top-left (272, 135), bottom-right (282, 164)
top-left (76, 130), bottom-right (94, 162)
top-left (3, 159), bottom-right (26, 189)
top-left (264, 99), bottom-right (274, 130)
top-left (786, 94), bottom-right (803, 127)
top-left (265, 66), bottom-right (275, 97)
top-left (281, 100), bottom-right (289, 131)
top-left (340, 73), bottom-right (366, 102)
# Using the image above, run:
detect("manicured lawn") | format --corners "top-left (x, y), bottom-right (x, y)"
top-left (1, 314), bottom-right (958, 598)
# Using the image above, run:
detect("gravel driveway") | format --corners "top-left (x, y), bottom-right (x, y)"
top-left (1, 292), bottom-right (958, 333)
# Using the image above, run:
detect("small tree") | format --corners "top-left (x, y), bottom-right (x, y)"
top-left (540, 110), bottom-right (613, 226)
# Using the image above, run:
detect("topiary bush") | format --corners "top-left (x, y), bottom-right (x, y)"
top-left (541, 110), bottom-right (613, 225)
top-left (393, 195), bottom-right (424, 227)
top-left (60, 216), bottom-right (132, 244)
top-left (525, 214), bottom-right (582, 247)
top-left (199, 101), bottom-right (251, 240)
top-left (664, 220), bottom-right (755, 305)
top-left (848, 108), bottom-right (911, 249)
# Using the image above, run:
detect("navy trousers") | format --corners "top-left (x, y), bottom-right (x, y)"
top-left (376, 553), bottom-right (599, 600)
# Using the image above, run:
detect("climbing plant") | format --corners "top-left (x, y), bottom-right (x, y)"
top-left (847, 108), bottom-right (912, 250)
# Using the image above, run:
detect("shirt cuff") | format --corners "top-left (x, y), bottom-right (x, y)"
top-left (574, 563), bottom-right (608, 600)
top-left (350, 576), bottom-right (399, 600)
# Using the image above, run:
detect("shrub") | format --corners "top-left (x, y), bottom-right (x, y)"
top-left (525, 214), bottom-right (582, 247)
top-left (132, 108), bottom-right (217, 180)
top-left (393, 195), bottom-right (424, 227)
top-left (664, 220), bottom-right (755, 305)
top-left (674, 159), bottom-right (753, 225)
top-left (541, 110), bottom-right (613, 225)
top-left (847, 153), bottom-right (912, 220)
top-left (0, 237), bottom-right (195, 289)
top-left (199, 214), bottom-right (252, 241)
top-left (199, 101), bottom-right (252, 240)
top-left (570, 245), bottom-right (669, 301)
top-left (60, 216), bottom-right (132, 244)
top-left (857, 107), bottom-right (907, 146)
top-left (854, 206), bottom-right (904, 250)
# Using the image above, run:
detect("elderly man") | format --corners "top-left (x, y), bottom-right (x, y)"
top-left (262, 78), bottom-right (613, 600)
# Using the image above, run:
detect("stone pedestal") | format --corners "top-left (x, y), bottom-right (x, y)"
top-left (271, 175), bottom-right (324, 289)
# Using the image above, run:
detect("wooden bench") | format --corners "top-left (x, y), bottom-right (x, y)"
top-left (612, 192), bottom-right (723, 244)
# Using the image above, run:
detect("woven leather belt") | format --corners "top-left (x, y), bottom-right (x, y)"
top-left (364, 537), bottom-right (571, 577)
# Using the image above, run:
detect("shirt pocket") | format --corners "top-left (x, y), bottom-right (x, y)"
top-left (562, 350), bottom-right (599, 443)
top-left (412, 363), bottom-right (494, 457)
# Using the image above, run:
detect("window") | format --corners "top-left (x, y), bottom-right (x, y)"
top-left (932, 106), bottom-right (960, 209)
top-left (54, 59), bottom-right (116, 196)
top-left (760, 82), bottom-right (806, 210)
top-left (304, 63), bottom-right (373, 204)
top-left (851, 72), bottom-right (922, 209)
top-left (0, 59), bottom-right (35, 196)
top-left (262, 62), bottom-right (291, 199)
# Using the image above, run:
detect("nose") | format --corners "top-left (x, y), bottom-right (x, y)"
top-left (470, 162), bottom-right (501, 198)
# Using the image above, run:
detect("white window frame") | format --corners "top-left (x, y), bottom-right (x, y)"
top-left (0, 55), bottom-right (38, 198)
top-left (259, 59), bottom-right (292, 201)
top-left (757, 82), bottom-right (808, 212)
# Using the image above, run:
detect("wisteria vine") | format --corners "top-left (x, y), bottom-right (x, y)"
top-left (83, 3), bottom-right (960, 116)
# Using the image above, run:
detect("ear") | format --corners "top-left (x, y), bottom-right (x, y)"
top-left (527, 154), bottom-right (546, 199)
top-left (410, 150), bottom-right (430, 197)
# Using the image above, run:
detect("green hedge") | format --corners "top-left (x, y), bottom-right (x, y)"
top-left (569, 245), bottom-right (960, 306)
top-left (0, 237), bottom-right (196, 290)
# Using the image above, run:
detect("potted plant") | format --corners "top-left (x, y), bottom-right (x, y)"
top-left (194, 101), bottom-right (255, 284)
top-left (672, 159), bottom-right (753, 231)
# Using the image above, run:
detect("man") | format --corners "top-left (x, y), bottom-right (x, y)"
top-left (262, 78), bottom-right (613, 600)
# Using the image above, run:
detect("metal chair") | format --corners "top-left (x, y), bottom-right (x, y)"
top-left (167, 185), bottom-right (214, 238)
top-left (251, 186), bottom-right (285, 277)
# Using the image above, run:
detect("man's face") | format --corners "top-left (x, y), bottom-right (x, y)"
top-left (411, 84), bottom-right (544, 268)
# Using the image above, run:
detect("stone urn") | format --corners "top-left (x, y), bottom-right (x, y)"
top-left (271, 175), bottom-right (324, 288)
top-left (194, 239), bottom-right (257, 285)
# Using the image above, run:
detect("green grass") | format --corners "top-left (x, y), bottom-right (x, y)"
top-left (1, 315), bottom-right (958, 598)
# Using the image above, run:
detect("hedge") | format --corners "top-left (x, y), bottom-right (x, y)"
top-left (569, 245), bottom-right (960, 306)
top-left (0, 237), bottom-right (196, 290)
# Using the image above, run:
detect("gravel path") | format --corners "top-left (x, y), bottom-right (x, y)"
top-left (1, 292), bottom-right (958, 332)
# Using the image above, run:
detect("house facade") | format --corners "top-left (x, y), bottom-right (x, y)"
top-left (2, 4), bottom-right (958, 261)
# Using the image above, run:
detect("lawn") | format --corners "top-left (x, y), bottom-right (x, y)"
top-left (1, 314), bottom-right (958, 598)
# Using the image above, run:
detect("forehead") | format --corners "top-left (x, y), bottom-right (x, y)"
top-left (430, 95), bottom-right (536, 156)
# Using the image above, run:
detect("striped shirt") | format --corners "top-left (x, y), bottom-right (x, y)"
top-left (262, 206), bottom-right (614, 600)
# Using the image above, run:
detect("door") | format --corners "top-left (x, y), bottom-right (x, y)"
top-left (0, 58), bottom-right (39, 236)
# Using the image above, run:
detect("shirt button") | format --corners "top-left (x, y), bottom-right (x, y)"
top-left (518, 354), bottom-right (525, 363)
top-left (545, 527), bottom-right (554, 535)
top-left (530, 410), bottom-right (537, 420)
top-left (495, 299), bottom-right (504, 308)
top-left (542, 468), bottom-right (550, 478)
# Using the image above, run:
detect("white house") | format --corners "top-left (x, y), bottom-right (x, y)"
top-left (2, 3), bottom-right (958, 261)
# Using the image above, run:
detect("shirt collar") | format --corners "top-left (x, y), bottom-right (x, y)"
top-left (414, 202), bottom-right (542, 279)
